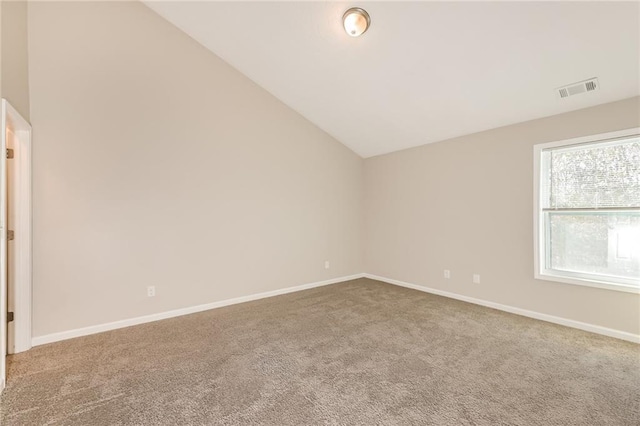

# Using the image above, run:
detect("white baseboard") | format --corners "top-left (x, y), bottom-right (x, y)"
top-left (31, 272), bottom-right (640, 347)
top-left (364, 273), bottom-right (640, 344)
top-left (32, 273), bottom-right (365, 347)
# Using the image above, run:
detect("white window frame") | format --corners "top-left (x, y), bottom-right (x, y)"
top-left (533, 127), bottom-right (640, 294)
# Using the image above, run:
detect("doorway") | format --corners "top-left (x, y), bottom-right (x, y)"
top-left (1, 99), bottom-right (32, 393)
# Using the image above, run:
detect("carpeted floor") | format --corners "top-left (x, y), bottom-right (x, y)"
top-left (1, 278), bottom-right (639, 425)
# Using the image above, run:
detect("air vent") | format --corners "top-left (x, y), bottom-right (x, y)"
top-left (557, 78), bottom-right (599, 99)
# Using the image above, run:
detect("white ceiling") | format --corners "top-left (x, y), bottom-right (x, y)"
top-left (144, 1), bottom-right (640, 158)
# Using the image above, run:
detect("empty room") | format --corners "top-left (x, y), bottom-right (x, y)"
top-left (0, 1), bottom-right (639, 424)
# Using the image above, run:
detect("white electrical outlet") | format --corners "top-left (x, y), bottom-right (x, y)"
top-left (473, 274), bottom-right (481, 284)
top-left (324, 260), bottom-right (330, 269)
top-left (444, 269), bottom-right (451, 279)
top-left (147, 286), bottom-right (156, 297)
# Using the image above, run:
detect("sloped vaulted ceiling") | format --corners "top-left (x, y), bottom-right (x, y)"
top-left (144, 1), bottom-right (640, 158)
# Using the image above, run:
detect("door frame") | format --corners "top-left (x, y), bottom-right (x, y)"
top-left (1, 99), bottom-right (32, 392)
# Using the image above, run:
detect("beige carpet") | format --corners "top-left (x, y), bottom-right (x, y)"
top-left (1, 278), bottom-right (639, 425)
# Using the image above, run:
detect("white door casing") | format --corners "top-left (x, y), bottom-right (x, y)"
top-left (0, 100), bottom-right (9, 392)
top-left (1, 99), bottom-right (32, 393)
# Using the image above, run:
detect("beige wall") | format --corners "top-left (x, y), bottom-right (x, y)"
top-left (1, 0), bottom-right (29, 120)
top-left (28, 1), bottom-right (363, 337)
top-left (24, 1), bottom-right (640, 339)
top-left (0, 0), bottom-right (3, 390)
top-left (365, 96), bottom-right (640, 335)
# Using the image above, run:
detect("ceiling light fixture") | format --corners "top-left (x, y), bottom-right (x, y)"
top-left (343, 7), bottom-right (370, 37)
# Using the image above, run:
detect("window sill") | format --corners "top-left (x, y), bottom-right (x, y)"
top-left (536, 272), bottom-right (640, 294)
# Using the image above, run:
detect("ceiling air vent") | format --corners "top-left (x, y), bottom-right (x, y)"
top-left (557, 78), bottom-right (599, 99)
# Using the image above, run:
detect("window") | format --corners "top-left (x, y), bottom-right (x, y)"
top-left (534, 128), bottom-right (640, 293)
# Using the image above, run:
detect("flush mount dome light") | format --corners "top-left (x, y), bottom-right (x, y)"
top-left (343, 7), bottom-right (370, 37)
